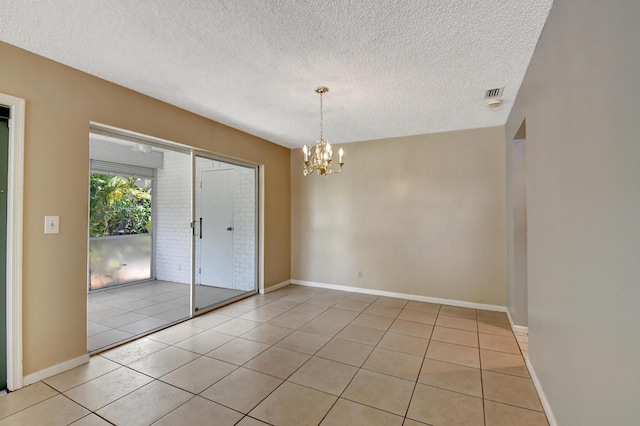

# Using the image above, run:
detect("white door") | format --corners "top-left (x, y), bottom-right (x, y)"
top-left (199, 169), bottom-right (234, 287)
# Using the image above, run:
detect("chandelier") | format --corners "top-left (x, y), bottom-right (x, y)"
top-left (302, 86), bottom-right (344, 176)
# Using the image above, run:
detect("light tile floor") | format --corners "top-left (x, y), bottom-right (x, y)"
top-left (3, 284), bottom-right (547, 425)
top-left (88, 280), bottom-right (249, 352)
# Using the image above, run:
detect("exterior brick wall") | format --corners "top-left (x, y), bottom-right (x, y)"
top-left (155, 150), bottom-right (192, 284)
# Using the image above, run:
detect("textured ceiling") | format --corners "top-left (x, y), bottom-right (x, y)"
top-left (0, 1), bottom-right (552, 148)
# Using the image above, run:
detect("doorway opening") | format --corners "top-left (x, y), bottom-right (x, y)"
top-left (87, 127), bottom-right (260, 353)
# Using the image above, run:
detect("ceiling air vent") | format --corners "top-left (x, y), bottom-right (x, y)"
top-left (484, 87), bottom-right (504, 99)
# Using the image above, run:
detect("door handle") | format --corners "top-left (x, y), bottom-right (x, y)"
top-left (199, 217), bottom-right (203, 239)
top-left (226, 227), bottom-right (234, 231)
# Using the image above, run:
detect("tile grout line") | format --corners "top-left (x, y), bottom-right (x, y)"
top-left (402, 303), bottom-right (439, 423)
top-left (199, 292), bottom-right (361, 423)
top-left (282, 294), bottom-right (415, 423)
top-left (478, 313), bottom-right (487, 426)
top-left (315, 294), bottom-right (401, 424)
top-left (224, 293), bottom-right (335, 423)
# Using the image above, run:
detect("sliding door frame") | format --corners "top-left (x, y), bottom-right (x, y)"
top-left (190, 149), bottom-right (260, 316)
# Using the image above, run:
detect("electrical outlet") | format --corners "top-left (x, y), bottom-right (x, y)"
top-left (44, 216), bottom-right (59, 234)
top-left (358, 270), bottom-right (363, 279)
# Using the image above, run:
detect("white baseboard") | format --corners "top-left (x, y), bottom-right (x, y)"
top-left (506, 309), bottom-right (529, 334)
top-left (262, 279), bottom-right (291, 294)
top-left (23, 354), bottom-right (90, 386)
top-left (525, 357), bottom-right (557, 426)
top-left (291, 279), bottom-right (506, 312)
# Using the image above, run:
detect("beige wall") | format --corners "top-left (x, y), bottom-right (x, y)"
top-left (506, 0), bottom-right (640, 423)
top-left (291, 127), bottom-right (507, 306)
top-left (0, 42), bottom-right (291, 375)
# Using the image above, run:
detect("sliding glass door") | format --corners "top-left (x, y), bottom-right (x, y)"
top-left (193, 154), bottom-right (258, 313)
top-left (87, 127), bottom-right (260, 352)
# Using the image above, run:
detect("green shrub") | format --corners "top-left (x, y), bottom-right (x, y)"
top-left (89, 173), bottom-right (152, 237)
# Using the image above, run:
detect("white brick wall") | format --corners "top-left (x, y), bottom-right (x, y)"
top-left (155, 150), bottom-right (192, 283)
top-left (232, 166), bottom-right (257, 291)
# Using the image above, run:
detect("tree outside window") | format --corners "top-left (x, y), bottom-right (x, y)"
top-left (89, 173), bottom-right (152, 237)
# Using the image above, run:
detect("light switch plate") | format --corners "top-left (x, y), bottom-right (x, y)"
top-left (44, 216), bottom-right (59, 234)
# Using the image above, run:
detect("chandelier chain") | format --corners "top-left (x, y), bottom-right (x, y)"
top-left (319, 90), bottom-right (323, 141)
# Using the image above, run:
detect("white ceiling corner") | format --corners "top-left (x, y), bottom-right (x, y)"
top-left (0, 1), bottom-right (553, 148)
